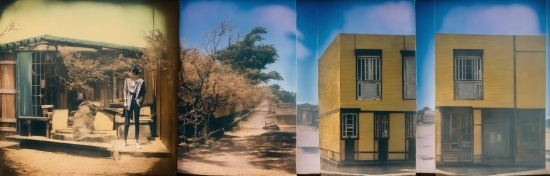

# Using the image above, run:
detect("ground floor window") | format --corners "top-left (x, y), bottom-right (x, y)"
top-left (341, 113), bottom-right (358, 139)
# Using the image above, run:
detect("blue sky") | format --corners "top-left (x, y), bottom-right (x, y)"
top-left (417, 0), bottom-right (547, 113)
top-left (297, 0), bottom-right (416, 104)
top-left (180, 0), bottom-right (296, 92)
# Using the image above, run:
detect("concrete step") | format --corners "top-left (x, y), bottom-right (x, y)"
top-left (116, 124), bottom-right (151, 140)
top-left (76, 131), bottom-right (117, 143)
top-left (52, 133), bottom-right (75, 141)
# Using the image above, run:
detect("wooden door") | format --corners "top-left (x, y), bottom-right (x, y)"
top-left (442, 112), bottom-right (473, 162)
top-left (0, 54), bottom-right (17, 140)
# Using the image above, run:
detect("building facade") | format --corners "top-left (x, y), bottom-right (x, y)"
top-left (0, 35), bottom-right (158, 139)
top-left (318, 34), bottom-right (416, 165)
top-left (435, 34), bottom-right (546, 166)
top-left (297, 103), bottom-right (319, 126)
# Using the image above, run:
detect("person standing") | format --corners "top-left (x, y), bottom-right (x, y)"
top-left (123, 66), bottom-right (146, 149)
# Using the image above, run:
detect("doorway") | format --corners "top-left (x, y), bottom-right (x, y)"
top-left (441, 110), bottom-right (473, 163)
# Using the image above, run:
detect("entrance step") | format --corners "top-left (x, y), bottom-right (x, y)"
top-left (76, 130), bottom-right (117, 143)
top-left (52, 133), bottom-right (75, 141)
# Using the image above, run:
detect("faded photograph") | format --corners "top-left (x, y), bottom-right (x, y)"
top-left (0, 0), bottom-right (179, 175)
top-left (421, 0), bottom-right (549, 175)
top-left (177, 0), bottom-right (297, 175)
top-left (299, 0), bottom-right (417, 175)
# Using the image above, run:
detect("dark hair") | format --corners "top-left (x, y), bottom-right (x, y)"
top-left (129, 66), bottom-right (141, 75)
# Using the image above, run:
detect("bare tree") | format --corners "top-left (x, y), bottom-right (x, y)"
top-left (0, 20), bottom-right (21, 38)
top-left (178, 47), bottom-right (265, 145)
top-left (136, 29), bottom-right (168, 71)
top-left (57, 49), bottom-right (110, 102)
top-left (200, 20), bottom-right (242, 56)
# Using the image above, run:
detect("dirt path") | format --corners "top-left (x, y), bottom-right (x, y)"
top-left (0, 141), bottom-right (173, 175)
top-left (178, 101), bottom-right (296, 175)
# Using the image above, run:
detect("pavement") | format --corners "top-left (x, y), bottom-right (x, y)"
top-left (5, 135), bottom-right (170, 160)
top-left (297, 124), bottom-right (320, 174)
top-left (177, 101), bottom-right (297, 175)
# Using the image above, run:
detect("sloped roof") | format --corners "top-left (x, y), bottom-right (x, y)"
top-left (0, 34), bottom-right (141, 52)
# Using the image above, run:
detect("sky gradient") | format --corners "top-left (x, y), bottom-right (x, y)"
top-left (297, 0), bottom-right (415, 105)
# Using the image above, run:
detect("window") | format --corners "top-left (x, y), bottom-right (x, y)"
top-left (356, 49), bottom-right (382, 100)
top-left (454, 49), bottom-right (483, 100)
top-left (402, 51), bottom-right (416, 100)
top-left (374, 113), bottom-right (389, 139)
top-left (31, 52), bottom-right (58, 117)
top-left (341, 113), bottom-right (358, 138)
top-left (405, 113), bottom-right (415, 139)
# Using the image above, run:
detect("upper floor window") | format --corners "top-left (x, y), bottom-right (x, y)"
top-left (356, 49), bottom-right (382, 100)
top-left (402, 51), bottom-right (416, 100)
top-left (454, 49), bottom-right (483, 100)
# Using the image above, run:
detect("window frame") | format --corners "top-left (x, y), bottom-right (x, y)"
top-left (401, 50), bottom-right (416, 100)
top-left (453, 49), bottom-right (484, 100)
top-left (355, 49), bottom-right (382, 100)
top-left (374, 112), bottom-right (390, 139)
top-left (341, 113), bottom-right (358, 139)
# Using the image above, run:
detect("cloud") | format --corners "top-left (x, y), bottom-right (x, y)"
top-left (296, 31), bottom-right (312, 60)
top-left (440, 4), bottom-right (542, 35)
top-left (319, 1), bottom-right (415, 58)
top-left (341, 1), bottom-right (415, 35)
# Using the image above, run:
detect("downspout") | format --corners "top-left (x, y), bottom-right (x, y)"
top-left (513, 35), bottom-right (517, 162)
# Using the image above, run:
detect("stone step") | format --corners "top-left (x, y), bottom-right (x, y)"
top-left (76, 132), bottom-right (118, 143)
top-left (116, 124), bottom-right (151, 140)
top-left (52, 133), bottom-right (75, 141)
top-left (55, 128), bottom-right (74, 134)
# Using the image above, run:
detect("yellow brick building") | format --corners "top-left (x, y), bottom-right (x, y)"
top-left (435, 34), bottom-right (546, 166)
top-left (318, 34), bottom-right (416, 165)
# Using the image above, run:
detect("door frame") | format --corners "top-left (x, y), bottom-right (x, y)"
top-left (440, 107), bottom-right (474, 163)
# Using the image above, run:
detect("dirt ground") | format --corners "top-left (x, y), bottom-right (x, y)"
top-left (177, 101), bottom-right (297, 175)
top-left (0, 141), bottom-right (174, 176)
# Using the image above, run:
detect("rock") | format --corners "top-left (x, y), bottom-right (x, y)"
top-left (72, 106), bottom-right (95, 138)
top-left (94, 111), bottom-right (114, 131)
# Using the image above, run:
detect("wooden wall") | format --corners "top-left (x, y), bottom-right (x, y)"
top-left (0, 52), bottom-right (17, 140)
top-left (154, 1), bottom-right (179, 173)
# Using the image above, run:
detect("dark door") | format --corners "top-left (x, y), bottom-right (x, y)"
top-left (442, 112), bottom-right (473, 162)
top-left (516, 110), bottom-right (545, 164)
top-left (375, 113), bottom-right (389, 161)
top-left (406, 113), bottom-right (416, 161)
top-left (378, 139), bottom-right (389, 161)
top-left (482, 110), bottom-right (510, 161)
top-left (345, 139), bottom-right (355, 161)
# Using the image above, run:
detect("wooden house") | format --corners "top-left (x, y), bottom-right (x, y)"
top-left (0, 34), bottom-right (157, 139)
